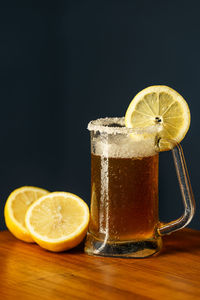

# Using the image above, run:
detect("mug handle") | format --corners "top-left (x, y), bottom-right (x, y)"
top-left (157, 140), bottom-right (195, 236)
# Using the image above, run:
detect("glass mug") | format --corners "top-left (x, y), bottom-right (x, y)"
top-left (84, 117), bottom-right (195, 258)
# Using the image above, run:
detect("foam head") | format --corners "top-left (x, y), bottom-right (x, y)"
top-left (88, 117), bottom-right (159, 158)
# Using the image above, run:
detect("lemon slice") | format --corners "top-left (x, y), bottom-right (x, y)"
top-left (125, 85), bottom-right (191, 150)
top-left (4, 186), bottom-right (49, 242)
top-left (25, 192), bottom-right (90, 252)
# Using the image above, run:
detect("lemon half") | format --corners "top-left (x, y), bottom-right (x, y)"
top-left (25, 192), bottom-right (90, 252)
top-left (4, 186), bottom-right (49, 242)
top-left (125, 85), bottom-right (191, 150)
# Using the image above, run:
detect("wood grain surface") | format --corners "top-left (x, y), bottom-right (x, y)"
top-left (0, 229), bottom-right (200, 300)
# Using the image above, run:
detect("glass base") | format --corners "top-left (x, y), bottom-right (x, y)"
top-left (84, 232), bottom-right (162, 258)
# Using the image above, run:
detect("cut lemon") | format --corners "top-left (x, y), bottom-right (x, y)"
top-left (4, 186), bottom-right (49, 242)
top-left (125, 85), bottom-right (191, 150)
top-left (25, 192), bottom-right (90, 252)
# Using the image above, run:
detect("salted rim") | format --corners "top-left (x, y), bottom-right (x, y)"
top-left (87, 117), bottom-right (162, 135)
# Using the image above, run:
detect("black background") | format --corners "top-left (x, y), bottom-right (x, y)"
top-left (0, 0), bottom-right (199, 230)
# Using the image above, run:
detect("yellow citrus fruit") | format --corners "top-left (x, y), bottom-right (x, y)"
top-left (125, 85), bottom-right (191, 150)
top-left (4, 186), bottom-right (49, 242)
top-left (25, 192), bottom-right (90, 252)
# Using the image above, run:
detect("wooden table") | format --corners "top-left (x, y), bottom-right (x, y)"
top-left (0, 229), bottom-right (200, 299)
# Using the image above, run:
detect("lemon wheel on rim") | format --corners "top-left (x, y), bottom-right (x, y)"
top-left (125, 85), bottom-right (191, 150)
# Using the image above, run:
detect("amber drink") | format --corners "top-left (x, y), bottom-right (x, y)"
top-left (84, 117), bottom-right (162, 257)
top-left (90, 154), bottom-right (159, 242)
